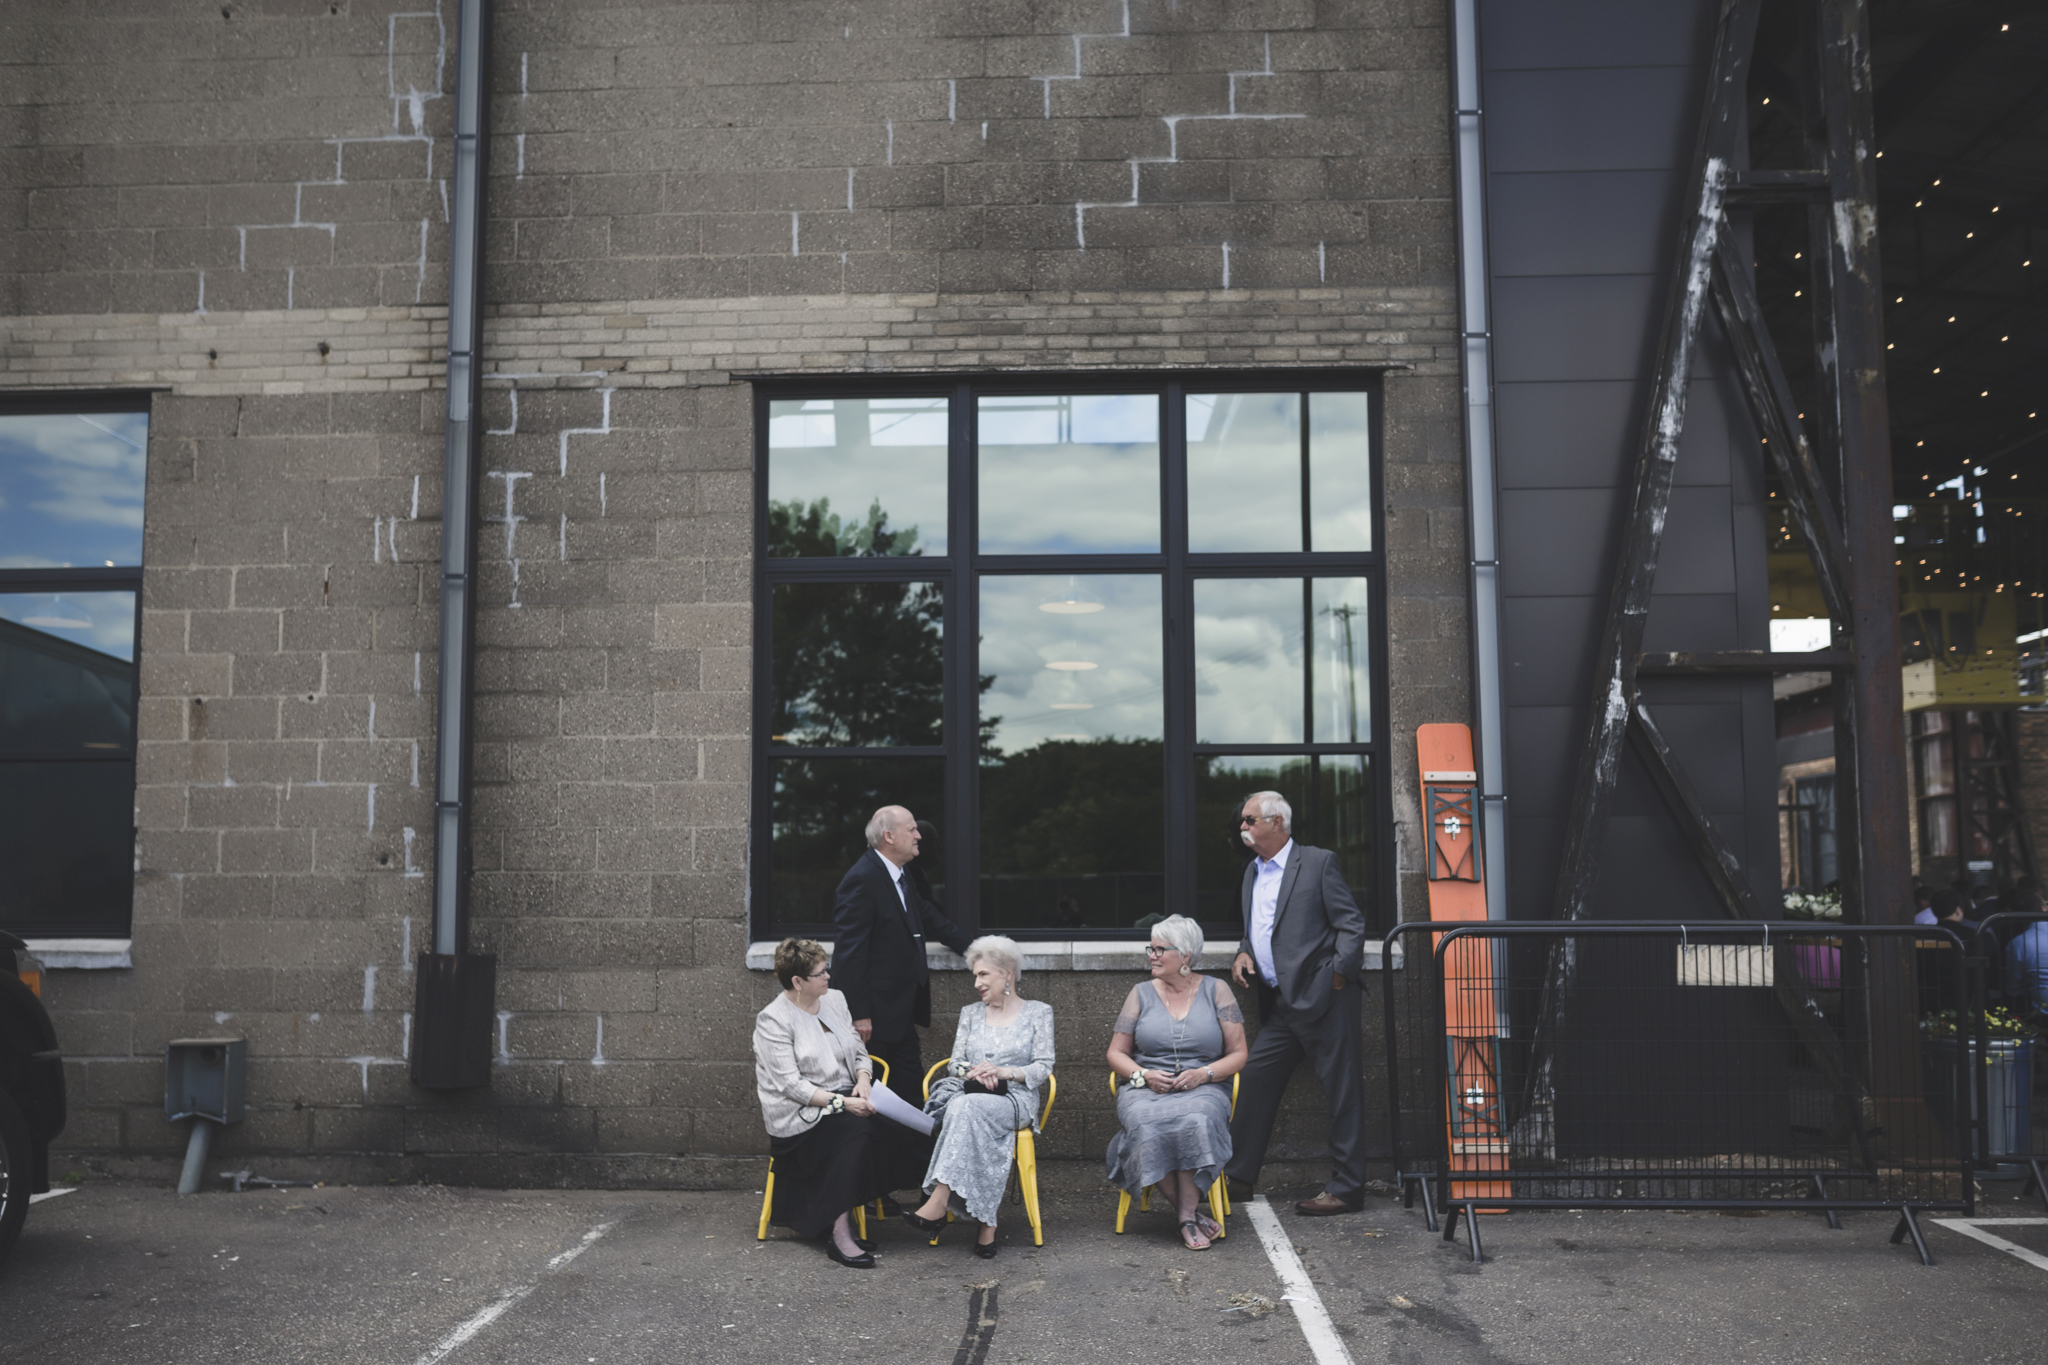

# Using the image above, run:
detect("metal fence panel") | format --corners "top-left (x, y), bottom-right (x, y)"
top-left (1970, 912), bottom-right (2047, 1206)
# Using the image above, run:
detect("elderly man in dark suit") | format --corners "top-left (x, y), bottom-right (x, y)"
top-left (1224, 789), bottom-right (1369, 1215)
top-left (831, 805), bottom-right (972, 1120)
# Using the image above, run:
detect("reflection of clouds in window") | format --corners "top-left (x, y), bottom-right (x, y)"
top-left (977, 395), bottom-right (1160, 554)
top-left (1187, 393), bottom-right (1301, 553)
top-left (766, 397), bottom-right (947, 556)
top-left (0, 592), bottom-right (137, 662)
top-left (0, 413), bottom-right (149, 567)
top-left (1312, 578), bottom-right (1372, 743)
top-left (1308, 392), bottom-right (1372, 552)
top-left (979, 574), bottom-right (1161, 755)
top-left (1195, 579), bottom-right (1305, 745)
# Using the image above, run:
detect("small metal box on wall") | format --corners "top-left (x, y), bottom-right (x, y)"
top-left (165, 1038), bottom-right (245, 1125)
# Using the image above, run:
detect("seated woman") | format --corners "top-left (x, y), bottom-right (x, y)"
top-left (754, 937), bottom-right (925, 1268)
top-left (900, 935), bottom-right (1054, 1259)
top-left (1104, 914), bottom-right (1249, 1250)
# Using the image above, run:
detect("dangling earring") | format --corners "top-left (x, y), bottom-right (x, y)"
top-left (1004, 979), bottom-right (1014, 996)
top-left (1179, 962), bottom-right (1191, 977)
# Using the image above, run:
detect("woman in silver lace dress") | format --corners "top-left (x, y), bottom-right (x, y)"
top-left (900, 936), bottom-right (1055, 1258)
top-left (1105, 915), bottom-right (1249, 1249)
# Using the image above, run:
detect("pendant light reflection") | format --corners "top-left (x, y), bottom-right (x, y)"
top-left (1038, 577), bottom-right (1105, 615)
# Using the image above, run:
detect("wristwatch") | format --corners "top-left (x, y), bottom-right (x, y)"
top-left (1205, 1066), bottom-right (1216, 1083)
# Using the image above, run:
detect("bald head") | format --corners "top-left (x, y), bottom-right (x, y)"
top-left (865, 805), bottom-right (922, 867)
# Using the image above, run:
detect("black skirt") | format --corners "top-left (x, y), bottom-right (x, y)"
top-left (767, 1111), bottom-right (933, 1238)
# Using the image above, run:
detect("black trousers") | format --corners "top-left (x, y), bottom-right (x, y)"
top-left (1224, 980), bottom-right (1367, 1204)
top-left (866, 1030), bottom-right (931, 1193)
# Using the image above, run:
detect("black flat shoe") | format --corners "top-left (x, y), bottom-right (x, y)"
top-left (973, 1238), bottom-right (998, 1259)
top-left (825, 1241), bottom-right (876, 1269)
top-left (855, 1238), bottom-right (877, 1252)
top-left (899, 1210), bottom-right (947, 1234)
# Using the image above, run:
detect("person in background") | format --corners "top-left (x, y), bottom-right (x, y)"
top-left (830, 805), bottom-right (972, 1211)
top-left (2004, 916), bottom-right (2048, 1014)
top-left (1225, 790), bottom-right (1370, 1216)
top-left (1104, 914), bottom-right (1248, 1250)
top-left (1913, 885), bottom-right (1937, 925)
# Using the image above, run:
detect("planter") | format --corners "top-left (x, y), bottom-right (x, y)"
top-left (1923, 1037), bottom-right (2035, 1178)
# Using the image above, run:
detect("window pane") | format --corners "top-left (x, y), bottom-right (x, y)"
top-left (1308, 392), bottom-right (1372, 552)
top-left (1311, 577), bottom-right (1372, 742)
top-left (978, 573), bottom-right (1163, 930)
top-left (770, 581), bottom-right (942, 746)
top-left (0, 412), bottom-right (148, 569)
top-left (1186, 393), bottom-right (1301, 552)
top-left (770, 757), bottom-right (945, 927)
top-left (0, 761), bottom-right (135, 935)
top-left (0, 592), bottom-right (138, 755)
top-left (1193, 755), bottom-right (1377, 931)
top-left (977, 395), bottom-right (1160, 554)
top-left (766, 397), bottom-right (948, 557)
top-left (1194, 578), bottom-right (1303, 744)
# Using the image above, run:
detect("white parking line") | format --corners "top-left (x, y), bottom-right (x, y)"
top-left (1929, 1218), bottom-right (2048, 1274)
top-left (1245, 1195), bottom-right (1356, 1365)
top-left (411, 1217), bottom-right (619, 1365)
top-left (28, 1187), bottom-right (76, 1205)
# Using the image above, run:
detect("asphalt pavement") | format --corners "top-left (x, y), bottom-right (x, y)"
top-left (3, 1174), bottom-right (2045, 1364)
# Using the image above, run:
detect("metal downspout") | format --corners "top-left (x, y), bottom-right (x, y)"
top-left (415, 0), bottom-right (496, 1089)
top-left (1450, 0), bottom-right (1508, 923)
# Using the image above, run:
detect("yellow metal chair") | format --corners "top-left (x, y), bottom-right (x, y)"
top-left (921, 1057), bottom-right (1058, 1247)
top-left (1110, 1069), bottom-right (1239, 1238)
top-left (756, 1056), bottom-right (889, 1241)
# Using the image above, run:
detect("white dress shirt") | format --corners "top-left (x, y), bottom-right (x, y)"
top-left (1248, 839), bottom-right (1294, 987)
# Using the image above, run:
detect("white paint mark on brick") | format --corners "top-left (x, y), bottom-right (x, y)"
top-left (367, 782), bottom-right (377, 832)
top-left (410, 739), bottom-right (420, 788)
top-left (1319, 240), bottom-right (1327, 283)
top-left (195, 272), bottom-right (206, 314)
top-left (402, 916), bottom-right (414, 962)
top-left (558, 512), bottom-right (567, 561)
top-left (520, 52), bottom-right (528, 98)
top-left (791, 212), bottom-right (800, 256)
top-left (846, 167), bottom-right (855, 211)
top-left (348, 1056), bottom-right (376, 1098)
top-left (1222, 242), bottom-right (1232, 289)
top-left (886, 119), bottom-right (894, 164)
top-left (214, 1011), bottom-right (233, 1025)
top-left (411, 475), bottom-right (421, 518)
top-left (487, 386), bottom-right (518, 436)
top-left (599, 472), bottom-right (607, 516)
top-left (439, 178), bottom-right (450, 223)
top-left (1035, 0), bottom-right (1131, 117)
top-left (496, 1010), bottom-right (513, 1063)
top-left (363, 964), bottom-right (378, 1012)
top-left (401, 1012), bottom-right (412, 1059)
top-left (388, 9), bottom-right (446, 132)
top-left (286, 266), bottom-right (295, 311)
top-left (413, 651), bottom-right (421, 695)
top-left (389, 516), bottom-right (400, 561)
top-left (515, 134), bottom-right (525, 180)
top-left (592, 1015), bottom-right (607, 1067)
top-left (368, 698), bottom-right (378, 740)
top-left (414, 218), bottom-right (430, 303)
top-left (949, 79), bottom-right (957, 122)
top-left (557, 389), bottom-right (615, 478)
top-left (982, 121), bottom-right (988, 140)
top-left (374, 515), bottom-right (384, 562)
top-left (484, 469), bottom-right (533, 606)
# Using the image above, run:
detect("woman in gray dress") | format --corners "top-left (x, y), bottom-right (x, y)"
top-left (899, 935), bottom-right (1054, 1259)
top-left (1105, 914), bottom-right (1249, 1250)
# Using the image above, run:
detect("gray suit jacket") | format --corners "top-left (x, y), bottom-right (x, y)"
top-left (1240, 843), bottom-right (1368, 1022)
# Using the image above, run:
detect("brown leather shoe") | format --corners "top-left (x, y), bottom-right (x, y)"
top-left (1295, 1191), bottom-right (1363, 1216)
top-left (1225, 1176), bottom-right (1256, 1202)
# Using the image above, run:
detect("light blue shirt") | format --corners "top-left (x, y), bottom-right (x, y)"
top-left (2007, 921), bottom-right (2048, 1008)
top-left (1248, 840), bottom-right (1294, 988)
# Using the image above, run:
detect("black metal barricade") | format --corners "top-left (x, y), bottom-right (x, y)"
top-left (1382, 921), bottom-right (1974, 1264)
top-left (1969, 913), bottom-right (2048, 1208)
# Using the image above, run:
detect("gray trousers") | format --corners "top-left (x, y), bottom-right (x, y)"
top-left (1224, 980), bottom-right (1366, 1204)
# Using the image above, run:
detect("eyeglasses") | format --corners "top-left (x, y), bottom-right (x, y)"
top-left (1144, 945), bottom-right (1175, 957)
top-left (1239, 814), bottom-right (1267, 826)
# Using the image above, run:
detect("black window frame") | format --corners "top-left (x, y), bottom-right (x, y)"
top-left (0, 390), bottom-right (152, 938)
top-left (749, 371), bottom-right (1392, 942)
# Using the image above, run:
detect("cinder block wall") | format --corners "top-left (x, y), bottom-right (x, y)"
top-left (4, 0), bottom-right (1464, 1186)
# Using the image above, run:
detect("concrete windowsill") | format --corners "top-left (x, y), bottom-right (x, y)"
top-left (23, 938), bottom-right (133, 969)
top-left (744, 940), bottom-right (1401, 972)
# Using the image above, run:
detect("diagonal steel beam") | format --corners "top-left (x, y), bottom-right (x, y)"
top-left (1709, 228), bottom-right (1853, 623)
top-left (1548, 0), bottom-right (1763, 923)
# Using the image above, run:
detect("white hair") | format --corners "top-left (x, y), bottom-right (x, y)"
top-left (1246, 790), bottom-right (1293, 833)
top-left (864, 805), bottom-right (907, 849)
top-left (1150, 914), bottom-right (1203, 967)
top-left (966, 934), bottom-right (1023, 987)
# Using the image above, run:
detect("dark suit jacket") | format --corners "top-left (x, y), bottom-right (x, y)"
top-left (1240, 842), bottom-right (1368, 1022)
top-left (831, 849), bottom-right (972, 1039)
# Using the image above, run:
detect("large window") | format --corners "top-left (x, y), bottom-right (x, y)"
top-left (751, 377), bottom-right (1387, 939)
top-left (0, 395), bottom-right (149, 938)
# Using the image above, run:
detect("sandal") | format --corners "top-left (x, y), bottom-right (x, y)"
top-left (1194, 1212), bottom-right (1223, 1241)
top-left (1179, 1219), bottom-right (1212, 1250)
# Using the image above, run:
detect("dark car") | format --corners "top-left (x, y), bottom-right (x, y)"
top-left (0, 931), bottom-right (67, 1267)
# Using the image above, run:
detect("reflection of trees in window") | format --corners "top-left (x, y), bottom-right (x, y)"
top-left (768, 496), bottom-right (919, 559)
top-left (770, 757), bottom-right (945, 923)
top-left (978, 738), bottom-right (1165, 929)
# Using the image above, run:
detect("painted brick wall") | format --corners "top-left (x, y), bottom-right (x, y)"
top-left (4, 0), bottom-right (1463, 1185)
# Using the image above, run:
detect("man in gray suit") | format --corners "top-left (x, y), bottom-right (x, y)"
top-left (1225, 790), bottom-right (1369, 1215)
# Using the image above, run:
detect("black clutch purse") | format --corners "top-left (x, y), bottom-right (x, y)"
top-left (962, 1076), bottom-right (1010, 1097)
